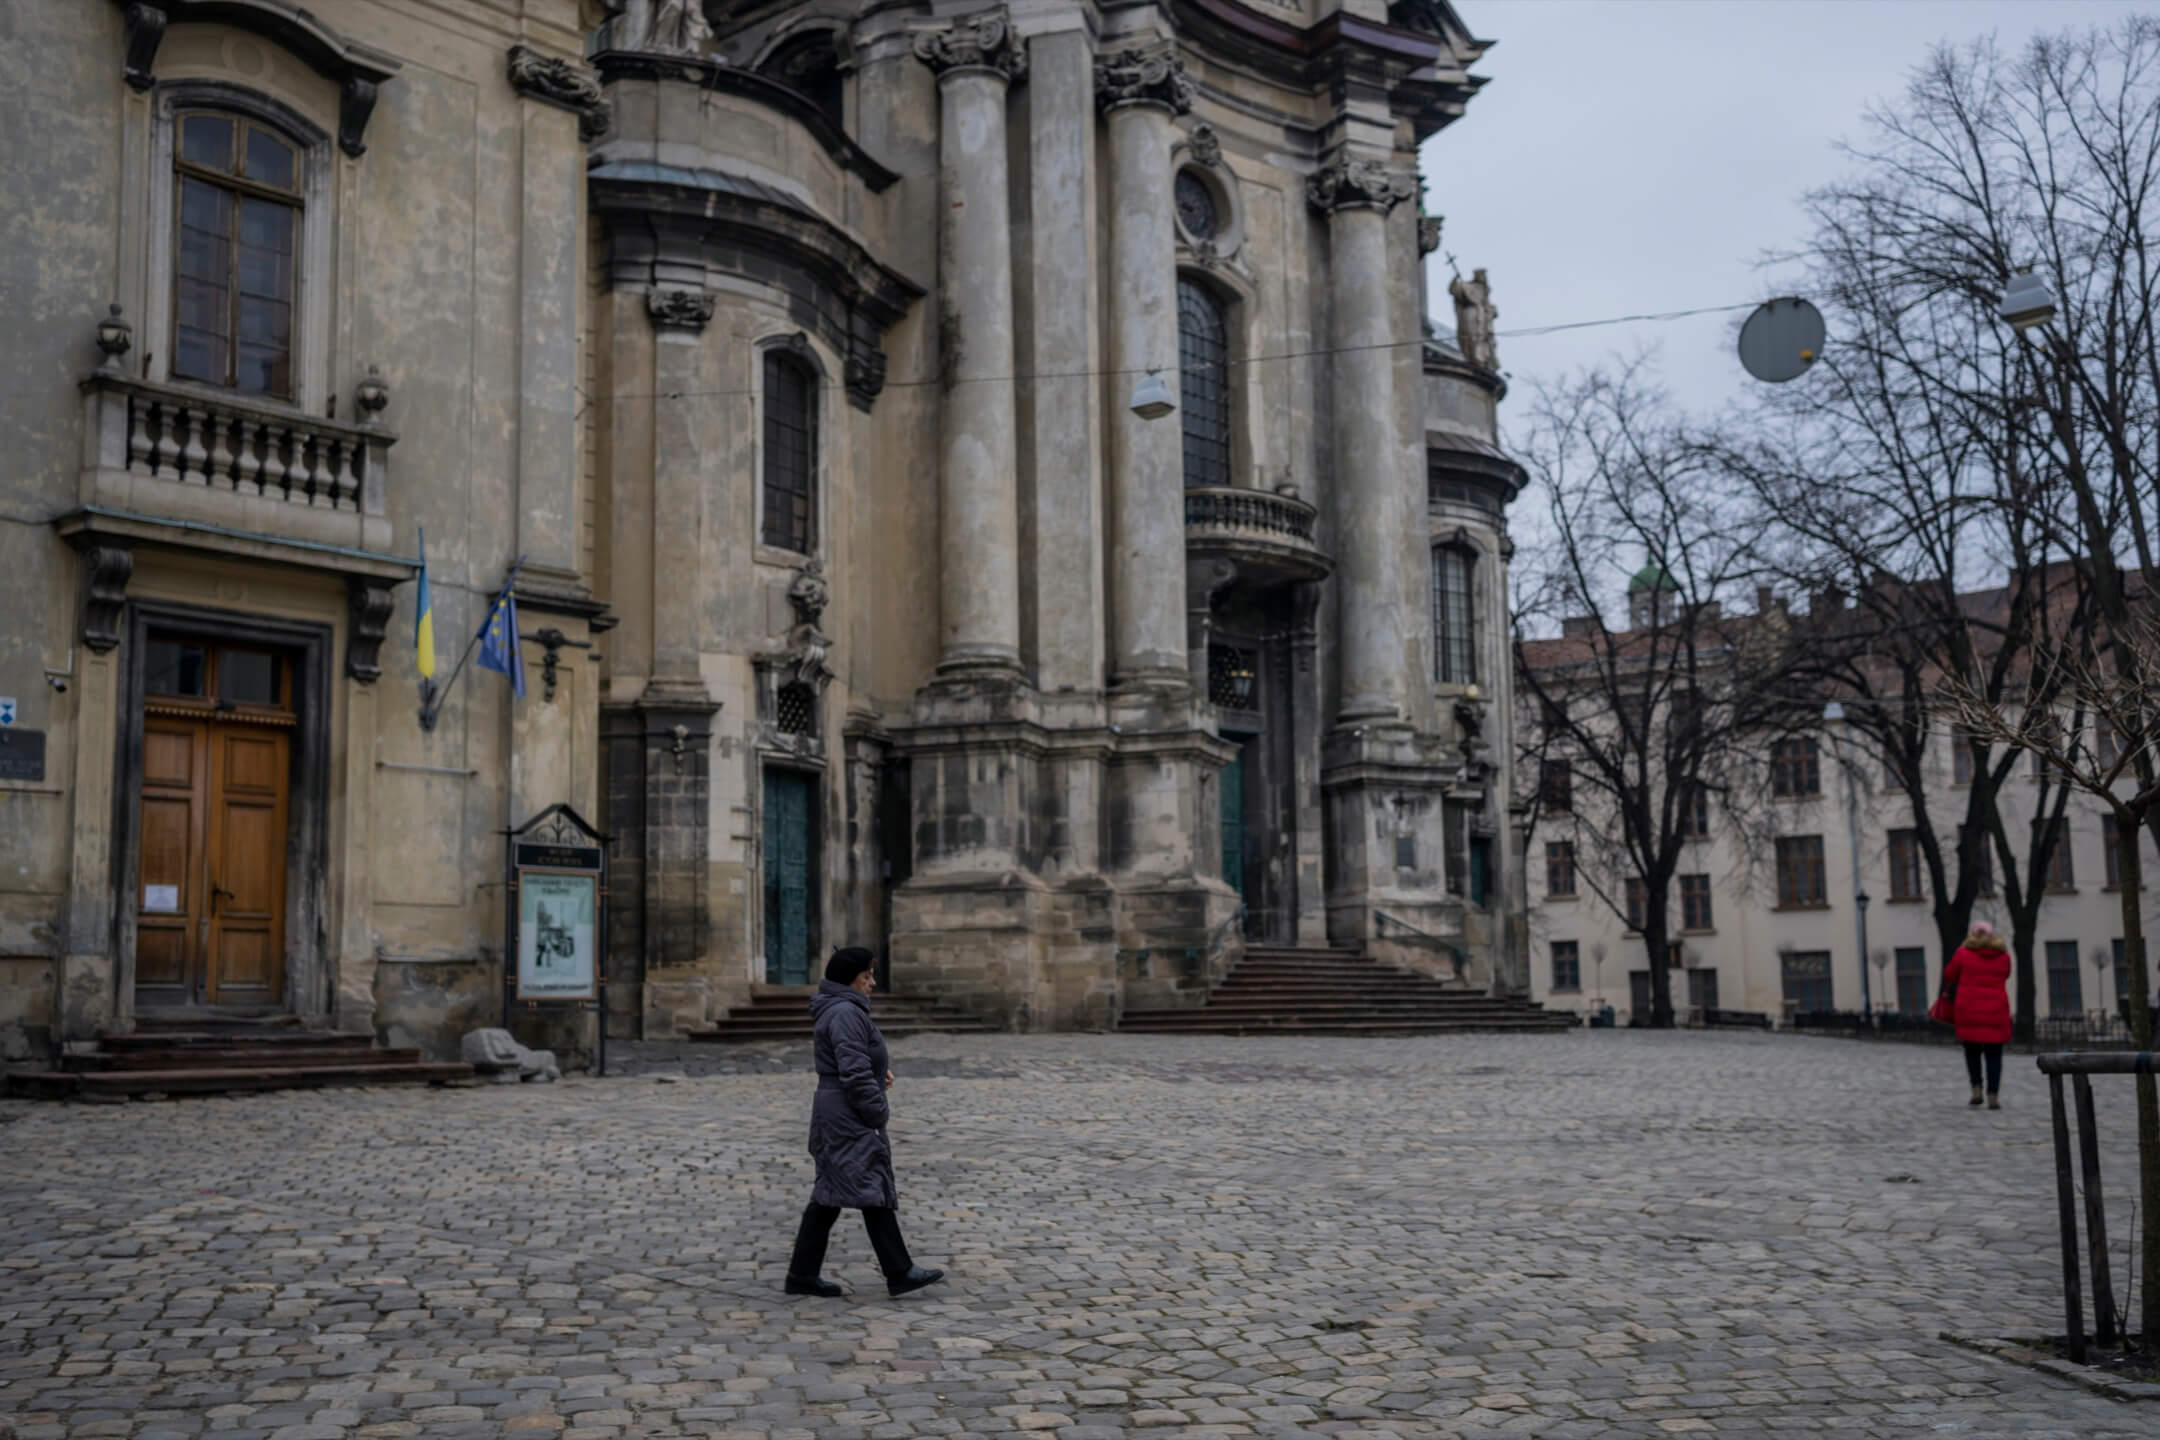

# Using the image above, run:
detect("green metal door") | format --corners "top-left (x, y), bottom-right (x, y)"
top-left (763, 770), bottom-right (813, 985)
top-left (1219, 748), bottom-right (1245, 898)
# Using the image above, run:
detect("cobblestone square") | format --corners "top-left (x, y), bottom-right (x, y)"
top-left (2, 1030), bottom-right (2151, 1438)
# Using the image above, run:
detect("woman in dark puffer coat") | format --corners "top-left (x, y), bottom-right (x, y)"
top-left (1943, 923), bottom-right (2014, 1110)
top-left (783, 946), bottom-right (945, 1298)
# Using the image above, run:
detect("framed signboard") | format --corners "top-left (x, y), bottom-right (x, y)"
top-left (503, 804), bottom-right (611, 1074)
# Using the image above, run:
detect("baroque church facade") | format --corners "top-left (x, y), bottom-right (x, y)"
top-left (0, 0), bottom-right (1526, 1062)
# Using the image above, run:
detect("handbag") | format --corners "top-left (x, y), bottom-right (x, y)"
top-left (1928, 983), bottom-right (1957, 1025)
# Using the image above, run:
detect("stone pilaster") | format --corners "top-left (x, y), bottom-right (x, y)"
top-left (916, 10), bottom-right (1025, 680)
top-left (1099, 43), bottom-right (1193, 690)
top-left (1309, 158), bottom-right (1415, 724)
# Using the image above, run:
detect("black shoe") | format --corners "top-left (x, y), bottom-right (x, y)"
top-left (886, 1266), bottom-right (945, 1298)
top-left (784, 1274), bottom-right (844, 1297)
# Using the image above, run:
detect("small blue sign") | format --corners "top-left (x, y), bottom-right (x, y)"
top-left (0, 697), bottom-right (15, 727)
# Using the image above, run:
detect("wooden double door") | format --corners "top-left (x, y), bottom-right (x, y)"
top-left (135, 640), bottom-right (293, 1008)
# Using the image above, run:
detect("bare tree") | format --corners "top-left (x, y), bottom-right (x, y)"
top-left (1788, 18), bottom-right (2160, 1342)
top-left (1515, 368), bottom-right (1808, 1029)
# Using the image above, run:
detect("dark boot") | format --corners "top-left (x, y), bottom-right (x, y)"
top-left (887, 1265), bottom-right (945, 1298)
top-left (784, 1274), bottom-right (844, 1297)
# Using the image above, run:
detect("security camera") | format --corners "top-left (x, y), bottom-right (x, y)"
top-left (45, 674), bottom-right (67, 692)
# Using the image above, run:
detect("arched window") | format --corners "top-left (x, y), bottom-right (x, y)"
top-left (762, 350), bottom-right (817, 553)
top-left (1177, 278), bottom-right (1230, 488)
top-left (761, 32), bottom-right (845, 131)
top-left (173, 109), bottom-right (302, 396)
top-left (1432, 543), bottom-right (1477, 684)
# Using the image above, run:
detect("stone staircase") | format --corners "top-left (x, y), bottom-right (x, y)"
top-left (688, 988), bottom-right (997, 1043)
top-left (1117, 943), bottom-right (1579, 1036)
top-left (5, 1012), bottom-right (472, 1100)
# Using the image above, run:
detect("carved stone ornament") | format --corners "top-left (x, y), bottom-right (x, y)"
top-left (1418, 213), bottom-right (1444, 255)
top-left (619, 0), bottom-right (714, 56)
top-left (96, 303), bottom-right (133, 373)
top-left (80, 544), bottom-right (134, 655)
top-left (787, 558), bottom-right (830, 630)
top-left (122, 2), bottom-right (166, 92)
top-left (784, 561), bottom-right (833, 690)
top-left (913, 9), bottom-right (1027, 83)
top-left (844, 338), bottom-right (887, 410)
top-left (1186, 122), bottom-right (1222, 168)
top-left (507, 44), bottom-right (612, 142)
top-left (339, 75), bottom-right (378, 157)
top-left (1305, 159), bottom-right (1415, 216)
top-left (346, 576), bottom-right (395, 684)
top-left (646, 287), bottom-right (716, 332)
top-left (1094, 44), bottom-right (1193, 115)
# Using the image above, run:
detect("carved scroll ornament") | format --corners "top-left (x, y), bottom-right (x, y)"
top-left (1095, 44), bottom-right (1193, 115)
top-left (913, 9), bottom-right (1027, 83)
top-left (1305, 159), bottom-right (1415, 216)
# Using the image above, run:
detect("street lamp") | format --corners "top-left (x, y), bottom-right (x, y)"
top-left (1129, 370), bottom-right (1175, 420)
top-left (1823, 701), bottom-right (1876, 1021)
top-left (1999, 268), bottom-right (2057, 332)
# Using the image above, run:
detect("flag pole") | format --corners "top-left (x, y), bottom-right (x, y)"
top-left (419, 555), bottom-right (526, 732)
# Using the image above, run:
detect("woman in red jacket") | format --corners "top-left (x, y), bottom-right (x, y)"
top-left (1943, 923), bottom-right (2014, 1109)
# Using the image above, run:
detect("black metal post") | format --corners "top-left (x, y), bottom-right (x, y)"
top-left (2071, 1073), bottom-right (2118, 1346)
top-left (2047, 1072), bottom-right (2088, 1363)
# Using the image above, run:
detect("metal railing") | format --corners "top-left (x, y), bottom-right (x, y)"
top-left (2034, 1050), bottom-right (2156, 1362)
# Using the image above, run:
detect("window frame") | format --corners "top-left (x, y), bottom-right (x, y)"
top-left (1540, 759), bottom-right (1572, 813)
top-left (2045, 939), bottom-right (2083, 1015)
top-left (1175, 276), bottom-right (1232, 489)
top-left (1679, 873), bottom-right (1713, 931)
top-left (1770, 736), bottom-right (1821, 798)
top-left (171, 109), bottom-right (305, 397)
top-left (1431, 541), bottom-right (1478, 686)
top-left (759, 345), bottom-right (821, 556)
top-left (1894, 946), bottom-right (1928, 1015)
top-left (1887, 827), bottom-right (1924, 902)
top-left (1624, 876), bottom-right (1646, 932)
top-left (1544, 840), bottom-right (1577, 898)
top-left (1775, 834), bottom-right (1827, 908)
top-left (2043, 818), bottom-right (2075, 892)
top-left (1549, 940), bottom-right (1580, 993)
top-left (147, 83), bottom-right (333, 411)
top-left (1677, 781), bottom-right (1711, 839)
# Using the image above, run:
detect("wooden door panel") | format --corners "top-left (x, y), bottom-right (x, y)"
top-left (207, 728), bottom-right (288, 1003)
top-left (137, 719), bottom-right (207, 998)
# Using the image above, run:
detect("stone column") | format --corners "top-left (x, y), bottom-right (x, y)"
top-left (1098, 45), bottom-right (1193, 690)
top-left (644, 287), bottom-right (715, 705)
top-left (915, 11), bottom-right (1026, 679)
top-left (1309, 159), bottom-right (1415, 723)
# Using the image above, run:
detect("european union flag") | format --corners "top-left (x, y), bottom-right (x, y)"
top-left (476, 587), bottom-right (526, 699)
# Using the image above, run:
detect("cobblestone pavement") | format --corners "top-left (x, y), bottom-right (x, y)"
top-left (2, 1030), bottom-right (2151, 1439)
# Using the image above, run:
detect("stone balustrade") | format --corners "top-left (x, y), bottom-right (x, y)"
top-left (79, 370), bottom-right (396, 554)
top-left (1182, 485), bottom-right (1330, 586)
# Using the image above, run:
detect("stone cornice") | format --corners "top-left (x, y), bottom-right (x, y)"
top-left (912, 8), bottom-right (1027, 85)
top-left (646, 287), bottom-right (716, 332)
top-left (1094, 44), bottom-right (1193, 116)
top-left (507, 43), bottom-right (610, 142)
top-left (1306, 159), bottom-right (1414, 216)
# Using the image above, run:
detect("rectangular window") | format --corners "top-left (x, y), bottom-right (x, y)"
top-left (1888, 828), bottom-right (1924, 902)
top-left (1781, 950), bottom-right (1835, 1014)
top-left (2044, 819), bottom-right (2075, 891)
top-left (1895, 947), bottom-right (1928, 1015)
top-left (761, 352), bottom-right (817, 553)
top-left (1541, 759), bottom-right (1572, 813)
top-left (2104, 815), bottom-right (2139, 889)
top-left (1677, 781), bottom-right (1710, 839)
top-left (1953, 728), bottom-right (1976, 785)
top-left (173, 111), bottom-right (301, 397)
top-left (1624, 876), bottom-right (1646, 931)
top-left (1550, 940), bottom-right (1580, 992)
top-left (1687, 967), bottom-right (1720, 1011)
top-left (1432, 545), bottom-right (1477, 685)
top-left (1545, 840), bottom-right (1576, 897)
top-left (2046, 940), bottom-right (2083, 1015)
top-left (1771, 737), bottom-right (1821, 798)
top-left (1680, 873), bottom-right (1712, 930)
top-left (1775, 835), bottom-right (1827, 908)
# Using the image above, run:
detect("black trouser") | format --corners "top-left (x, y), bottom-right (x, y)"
top-left (1963, 1042), bottom-right (2004, 1095)
top-left (789, 1202), bottom-right (912, 1280)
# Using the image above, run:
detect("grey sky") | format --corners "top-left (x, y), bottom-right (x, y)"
top-left (1420, 0), bottom-right (2149, 421)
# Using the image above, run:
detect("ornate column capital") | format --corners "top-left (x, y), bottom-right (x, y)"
top-left (646, 287), bottom-right (715, 332)
top-left (507, 44), bottom-right (612, 142)
top-left (913, 8), bottom-right (1027, 84)
top-left (346, 576), bottom-right (395, 684)
top-left (1306, 159), bottom-right (1415, 216)
top-left (1094, 44), bottom-right (1193, 116)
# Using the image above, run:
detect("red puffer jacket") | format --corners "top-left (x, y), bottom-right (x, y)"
top-left (1944, 940), bottom-right (2014, 1044)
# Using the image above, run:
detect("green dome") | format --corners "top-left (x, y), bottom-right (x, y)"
top-left (1628, 562), bottom-right (1678, 594)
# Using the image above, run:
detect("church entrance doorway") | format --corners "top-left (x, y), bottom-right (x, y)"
top-left (763, 768), bottom-right (817, 985)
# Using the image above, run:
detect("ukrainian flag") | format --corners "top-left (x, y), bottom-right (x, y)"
top-left (414, 527), bottom-right (437, 679)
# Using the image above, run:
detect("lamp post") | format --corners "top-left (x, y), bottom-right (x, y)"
top-left (1823, 701), bottom-right (1875, 1021)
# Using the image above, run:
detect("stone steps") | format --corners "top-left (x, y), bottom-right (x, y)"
top-left (688, 992), bottom-right (996, 1044)
top-left (1119, 945), bottom-right (1577, 1036)
top-left (6, 1016), bottom-right (473, 1100)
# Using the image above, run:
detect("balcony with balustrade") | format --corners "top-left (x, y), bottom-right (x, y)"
top-left (1182, 484), bottom-right (1331, 586)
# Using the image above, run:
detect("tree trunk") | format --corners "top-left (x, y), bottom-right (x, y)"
top-left (2010, 918), bottom-right (2038, 1045)
top-left (1641, 908), bottom-right (1675, 1029)
top-left (2117, 814), bottom-right (2157, 1346)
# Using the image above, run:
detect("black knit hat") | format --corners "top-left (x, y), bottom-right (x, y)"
top-left (824, 946), bottom-right (876, 985)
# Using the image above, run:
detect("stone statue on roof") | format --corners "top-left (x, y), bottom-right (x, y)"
top-left (1449, 267), bottom-right (1499, 371)
top-left (618, 0), bottom-right (712, 55)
